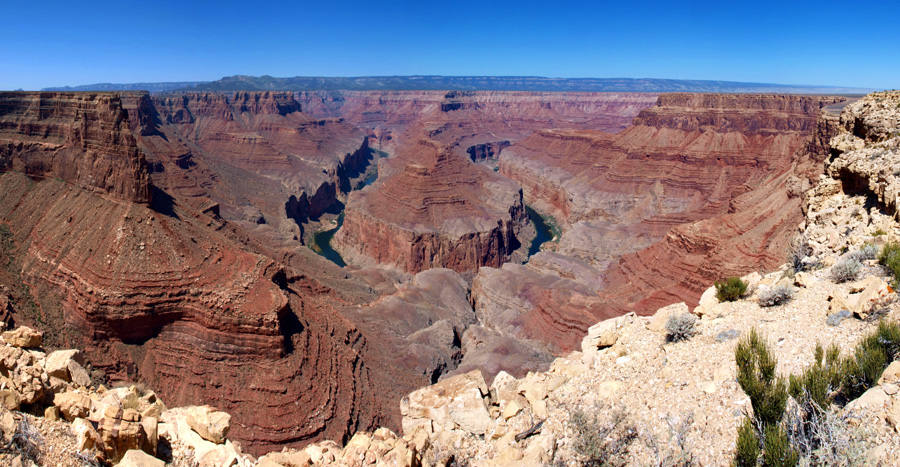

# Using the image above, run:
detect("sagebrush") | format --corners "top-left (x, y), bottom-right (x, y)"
top-left (569, 404), bottom-right (639, 467)
top-left (829, 257), bottom-right (861, 283)
top-left (665, 313), bottom-right (698, 343)
top-left (758, 286), bottom-right (794, 308)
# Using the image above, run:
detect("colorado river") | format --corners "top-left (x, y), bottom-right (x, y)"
top-left (526, 205), bottom-right (558, 257)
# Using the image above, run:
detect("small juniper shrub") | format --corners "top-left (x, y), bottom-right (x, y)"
top-left (733, 329), bottom-right (793, 466)
top-left (878, 241), bottom-right (900, 286)
top-left (665, 313), bottom-right (698, 343)
top-left (735, 330), bottom-right (789, 427)
top-left (715, 277), bottom-right (747, 302)
top-left (757, 286), bottom-right (794, 308)
top-left (733, 418), bottom-right (759, 467)
top-left (733, 323), bottom-right (900, 466)
top-left (829, 257), bottom-right (861, 283)
top-left (762, 424), bottom-right (799, 467)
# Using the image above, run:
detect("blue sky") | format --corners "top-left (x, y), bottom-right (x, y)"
top-left (2, 0), bottom-right (898, 90)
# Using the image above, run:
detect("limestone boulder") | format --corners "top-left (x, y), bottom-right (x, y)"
top-left (184, 405), bottom-right (231, 444)
top-left (67, 360), bottom-right (92, 388)
top-left (117, 449), bottom-right (165, 467)
top-left (44, 349), bottom-right (83, 381)
top-left (648, 302), bottom-right (689, 332)
top-left (95, 405), bottom-right (153, 463)
top-left (581, 312), bottom-right (635, 361)
top-left (401, 370), bottom-right (493, 435)
top-left (72, 417), bottom-right (102, 452)
top-left (0, 407), bottom-right (16, 446)
top-left (1, 327), bottom-right (42, 348)
top-left (878, 361), bottom-right (900, 385)
top-left (693, 286), bottom-right (719, 317)
top-left (12, 365), bottom-right (45, 404)
top-left (846, 276), bottom-right (890, 319)
top-left (0, 389), bottom-right (20, 411)
top-left (54, 391), bottom-right (93, 421)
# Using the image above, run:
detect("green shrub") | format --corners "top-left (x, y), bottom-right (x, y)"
top-left (716, 277), bottom-right (747, 302)
top-left (873, 228), bottom-right (887, 236)
top-left (735, 323), bottom-right (900, 465)
top-left (733, 418), bottom-right (759, 467)
top-left (735, 329), bottom-right (788, 427)
top-left (762, 424), bottom-right (799, 467)
top-left (878, 241), bottom-right (900, 286)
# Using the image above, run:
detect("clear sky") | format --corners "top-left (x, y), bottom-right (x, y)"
top-left (2, 0), bottom-right (898, 90)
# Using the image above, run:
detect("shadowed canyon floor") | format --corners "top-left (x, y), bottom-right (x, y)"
top-left (0, 89), bottom-right (856, 457)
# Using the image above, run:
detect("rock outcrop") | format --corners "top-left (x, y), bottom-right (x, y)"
top-left (144, 91), bottom-right (371, 240)
top-left (0, 92), bottom-right (150, 204)
top-left (333, 138), bottom-right (531, 274)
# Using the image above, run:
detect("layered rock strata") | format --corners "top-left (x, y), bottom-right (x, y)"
top-left (332, 138), bottom-right (531, 274)
top-left (0, 92), bottom-right (149, 203)
top-left (296, 90), bottom-right (659, 153)
top-left (0, 91), bottom-right (403, 455)
top-left (476, 94), bottom-right (847, 355)
top-left (112, 91), bottom-right (375, 253)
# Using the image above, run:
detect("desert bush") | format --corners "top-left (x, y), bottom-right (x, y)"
top-left (644, 414), bottom-right (697, 467)
top-left (763, 424), bottom-right (799, 467)
top-left (7, 415), bottom-right (42, 464)
top-left (783, 397), bottom-right (869, 467)
top-left (788, 235), bottom-right (815, 273)
top-left (829, 257), bottom-right (861, 283)
top-left (733, 417), bottom-right (760, 467)
top-left (569, 404), bottom-right (638, 467)
top-left (846, 243), bottom-right (879, 262)
top-left (840, 321), bottom-right (900, 400)
top-left (665, 313), bottom-right (698, 343)
top-left (874, 228), bottom-right (887, 236)
top-left (735, 329), bottom-right (789, 427)
top-left (715, 277), bottom-right (747, 302)
top-left (878, 241), bottom-right (900, 285)
top-left (758, 286), bottom-right (794, 308)
top-left (734, 323), bottom-right (900, 465)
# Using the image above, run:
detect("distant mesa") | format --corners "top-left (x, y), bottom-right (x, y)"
top-left (40, 75), bottom-right (874, 94)
top-left (41, 81), bottom-right (208, 92)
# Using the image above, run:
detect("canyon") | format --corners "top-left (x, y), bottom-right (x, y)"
top-left (0, 88), bottom-right (851, 456)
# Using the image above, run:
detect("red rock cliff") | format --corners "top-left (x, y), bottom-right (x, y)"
top-left (333, 138), bottom-right (530, 274)
top-left (0, 91), bottom-right (403, 455)
top-left (0, 92), bottom-right (149, 203)
top-left (482, 93), bottom-right (845, 353)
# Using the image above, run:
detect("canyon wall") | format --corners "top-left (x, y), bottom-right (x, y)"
top-left (0, 92), bottom-right (410, 455)
top-left (296, 90), bottom-right (659, 152)
top-left (474, 93), bottom-right (846, 358)
top-left (0, 92), bottom-right (150, 203)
